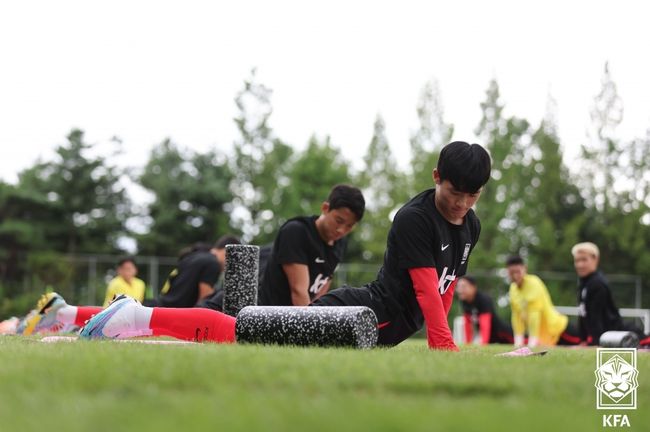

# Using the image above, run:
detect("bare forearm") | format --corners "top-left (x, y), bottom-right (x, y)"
top-left (291, 290), bottom-right (311, 306)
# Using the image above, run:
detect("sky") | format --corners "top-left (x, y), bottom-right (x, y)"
top-left (1, 0), bottom-right (650, 186)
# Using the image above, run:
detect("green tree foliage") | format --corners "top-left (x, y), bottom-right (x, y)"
top-left (0, 182), bottom-right (52, 281)
top-left (279, 134), bottom-right (352, 223)
top-left (472, 79), bottom-right (531, 268)
top-left (137, 139), bottom-right (233, 256)
top-left (577, 64), bottom-right (650, 292)
top-left (518, 95), bottom-right (586, 271)
top-left (231, 69), bottom-right (293, 242)
top-left (409, 79), bottom-right (454, 196)
top-left (17, 129), bottom-right (129, 255)
top-left (358, 115), bottom-right (408, 262)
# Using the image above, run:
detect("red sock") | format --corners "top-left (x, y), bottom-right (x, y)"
top-left (149, 307), bottom-right (236, 343)
top-left (75, 306), bottom-right (104, 327)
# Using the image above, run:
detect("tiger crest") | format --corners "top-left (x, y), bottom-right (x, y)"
top-left (594, 354), bottom-right (639, 402)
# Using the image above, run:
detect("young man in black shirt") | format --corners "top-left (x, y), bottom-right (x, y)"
top-left (158, 235), bottom-right (240, 308)
top-left (571, 242), bottom-right (650, 346)
top-left (456, 275), bottom-right (513, 345)
top-left (313, 141), bottom-right (491, 350)
top-left (257, 185), bottom-right (366, 306)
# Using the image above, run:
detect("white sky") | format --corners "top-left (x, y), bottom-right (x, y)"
top-left (1, 0), bottom-right (650, 186)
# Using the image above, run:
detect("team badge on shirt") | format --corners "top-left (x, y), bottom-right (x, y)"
top-left (461, 243), bottom-right (471, 264)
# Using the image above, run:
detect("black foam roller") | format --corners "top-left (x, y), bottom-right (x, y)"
top-left (599, 331), bottom-right (639, 348)
top-left (223, 245), bottom-right (259, 317)
top-left (235, 306), bottom-right (378, 349)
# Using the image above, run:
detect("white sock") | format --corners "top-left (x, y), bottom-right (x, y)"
top-left (514, 334), bottom-right (524, 347)
top-left (528, 336), bottom-right (539, 348)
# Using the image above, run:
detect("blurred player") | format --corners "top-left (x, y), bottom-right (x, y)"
top-left (103, 257), bottom-right (146, 307)
top-left (158, 235), bottom-right (240, 308)
top-left (572, 242), bottom-right (650, 346)
top-left (456, 275), bottom-right (513, 345)
top-left (507, 255), bottom-right (578, 347)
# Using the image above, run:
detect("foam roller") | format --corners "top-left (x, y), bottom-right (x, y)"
top-left (235, 306), bottom-right (378, 349)
top-left (222, 245), bottom-right (260, 317)
top-left (599, 331), bottom-right (639, 348)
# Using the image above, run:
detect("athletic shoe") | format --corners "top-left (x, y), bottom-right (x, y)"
top-left (21, 292), bottom-right (69, 335)
top-left (79, 295), bottom-right (145, 339)
top-left (16, 309), bottom-right (38, 335)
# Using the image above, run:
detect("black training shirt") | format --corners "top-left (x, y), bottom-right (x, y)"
top-left (369, 188), bottom-right (481, 328)
top-left (257, 216), bottom-right (347, 306)
top-left (158, 250), bottom-right (221, 308)
top-left (577, 271), bottom-right (624, 344)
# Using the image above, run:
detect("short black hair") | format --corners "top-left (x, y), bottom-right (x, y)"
top-left (437, 141), bottom-right (491, 193)
top-left (327, 184), bottom-right (365, 221)
top-left (214, 235), bottom-right (241, 250)
top-left (117, 256), bottom-right (137, 268)
top-left (506, 255), bottom-right (525, 266)
top-left (458, 275), bottom-right (477, 286)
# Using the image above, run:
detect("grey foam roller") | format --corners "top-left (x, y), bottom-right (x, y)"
top-left (235, 306), bottom-right (378, 349)
top-left (223, 244), bottom-right (260, 317)
top-left (599, 331), bottom-right (639, 348)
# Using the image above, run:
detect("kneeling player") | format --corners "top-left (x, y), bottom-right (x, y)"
top-left (456, 276), bottom-right (513, 345)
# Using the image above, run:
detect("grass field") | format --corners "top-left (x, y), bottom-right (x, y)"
top-left (0, 337), bottom-right (647, 432)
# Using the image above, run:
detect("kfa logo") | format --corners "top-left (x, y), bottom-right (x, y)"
top-left (595, 348), bottom-right (638, 428)
top-left (438, 266), bottom-right (456, 295)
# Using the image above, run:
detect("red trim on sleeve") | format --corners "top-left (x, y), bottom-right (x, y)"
top-left (408, 267), bottom-right (458, 351)
top-left (478, 313), bottom-right (492, 345)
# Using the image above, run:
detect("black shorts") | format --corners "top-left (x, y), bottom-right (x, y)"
top-left (311, 285), bottom-right (419, 347)
top-left (197, 290), bottom-right (224, 312)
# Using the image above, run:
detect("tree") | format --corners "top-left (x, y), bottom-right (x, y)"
top-left (17, 129), bottom-right (129, 254)
top-left (472, 79), bottom-right (531, 268)
top-left (408, 79), bottom-right (454, 196)
top-left (358, 115), bottom-right (408, 262)
top-left (0, 182), bottom-right (53, 283)
top-left (519, 94), bottom-right (586, 271)
top-left (137, 139), bottom-right (233, 256)
top-left (231, 69), bottom-right (293, 242)
top-left (279, 134), bottom-right (352, 220)
top-left (580, 62), bottom-right (625, 213)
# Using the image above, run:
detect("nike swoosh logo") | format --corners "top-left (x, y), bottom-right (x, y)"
top-left (315, 258), bottom-right (325, 263)
top-left (441, 244), bottom-right (450, 251)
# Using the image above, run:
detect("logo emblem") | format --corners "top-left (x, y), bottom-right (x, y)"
top-left (461, 243), bottom-right (471, 264)
top-left (315, 257), bottom-right (325, 264)
top-left (441, 244), bottom-right (450, 251)
top-left (595, 348), bottom-right (638, 410)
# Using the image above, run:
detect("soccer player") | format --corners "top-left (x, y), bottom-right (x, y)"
top-left (78, 141), bottom-right (491, 350)
top-left (103, 257), bottom-right (146, 307)
top-left (157, 235), bottom-right (240, 308)
top-left (507, 255), bottom-right (570, 347)
top-left (311, 141), bottom-right (490, 350)
top-left (572, 242), bottom-right (650, 346)
top-left (257, 184), bottom-right (365, 306)
top-left (456, 275), bottom-right (513, 345)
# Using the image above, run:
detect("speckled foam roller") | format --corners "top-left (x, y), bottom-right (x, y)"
top-left (222, 244), bottom-right (260, 317)
top-left (235, 306), bottom-right (378, 349)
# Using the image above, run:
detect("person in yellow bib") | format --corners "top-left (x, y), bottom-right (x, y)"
top-left (506, 255), bottom-right (568, 347)
top-left (103, 257), bottom-right (146, 307)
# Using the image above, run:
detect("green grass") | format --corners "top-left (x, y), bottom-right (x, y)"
top-left (0, 337), bottom-right (648, 432)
